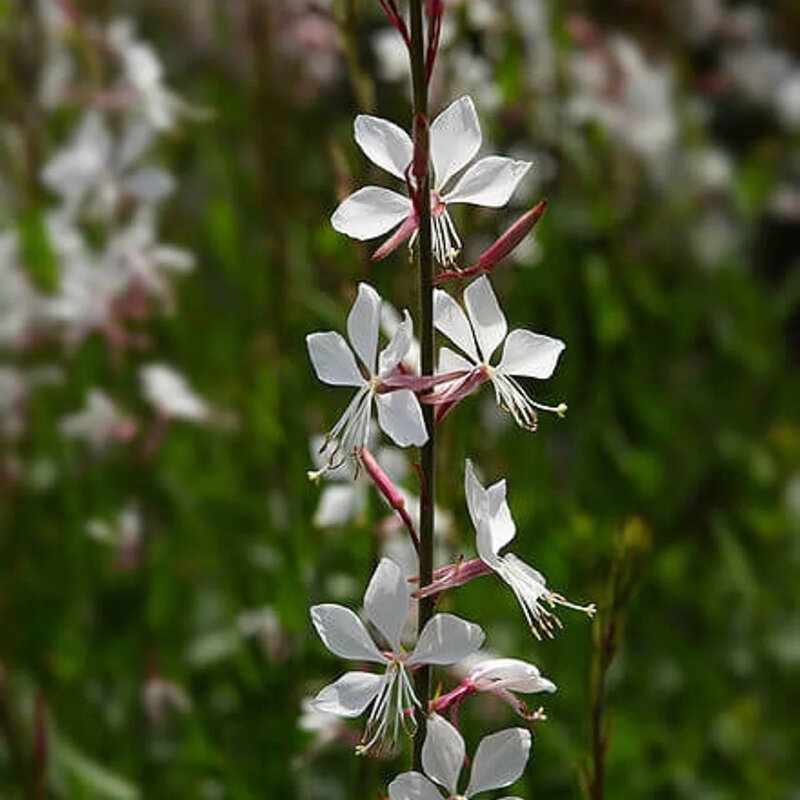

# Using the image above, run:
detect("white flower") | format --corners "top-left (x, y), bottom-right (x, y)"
top-left (433, 275), bottom-right (565, 430)
top-left (465, 460), bottom-right (595, 639)
top-left (306, 283), bottom-right (427, 471)
top-left (59, 389), bottom-right (135, 450)
top-left (140, 363), bottom-right (209, 421)
top-left (467, 657), bottom-right (555, 720)
top-left (310, 558), bottom-right (485, 755)
top-left (331, 96), bottom-right (532, 264)
top-left (389, 713), bottom-right (531, 800)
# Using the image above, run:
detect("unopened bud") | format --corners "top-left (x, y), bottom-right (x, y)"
top-left (557, 403), bottom-right (568, 418)
top-left (478, 199), bottom-right (548, 273)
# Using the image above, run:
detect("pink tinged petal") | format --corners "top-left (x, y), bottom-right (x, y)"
top-left (379, 310), bottom-right (413, 376)
top-left (354, 115), bottom-right (414, 179)
top-left (498, 329), bottom-right (565, 379)
top-left (433, 289), bottom-right (479, 362)
top-left (407, 613), bottom-right (485, 667)
top-left (464, 276), bottom-right (507, 363)
top-left (331, 187), bottom-right (414, 240)
top-left (311, 671), bottom-right (384, 717)
top-left (363, 558), bottom-right (409, 651)
top-left (430, 95), bottom-right (482, 193)
top-left (375, 390), bottom-right (428, 447)
top-left (388, 772), bottom-right (445, 800)
top-left (423, 714), bottom-right (466, 795)
top-left (306, 332), bottom-right (364, 387)
top-left (347, 283), bottom-right (382, 375)
top-left (465, 728), bottom-right (532, 796)
top-left (372, 213), bottom-right (418, 261)
top-left (443, 157), bottom-right (532, 208)
top-left (309, 604), bottom-right (385, 663)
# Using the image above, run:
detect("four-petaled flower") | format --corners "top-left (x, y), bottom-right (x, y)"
top-left (307, 283), bottom-right (428, 473)
top-left (432, 275), bottom-right (566, 429)
top-left (331, 96), bottom-right (532, 265)
top-left (389, 712), bottom-right (531, 800)
top-left (310, 559), bottom-right (485, 755)
top-left (465, 460), bottom-right (596, 639)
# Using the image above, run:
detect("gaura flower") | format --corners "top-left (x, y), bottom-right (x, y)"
top-left (310, 558), bottom-right (485, 755)
top-left (435, 657), bottom-right (556, 722)
top-left (431, 275), bottom-right (566, 429)
top-left (331, 96), bottom-right (532, 265)
top-left (306, 283), bottom-right (427, 473)
top-left (465, 460), bottom-right (595, 639)
top-left (388, 712), bottom-right (531, 800)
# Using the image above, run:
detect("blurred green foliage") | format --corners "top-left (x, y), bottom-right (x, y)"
top-left (1, 1), bottom-right (799, 798)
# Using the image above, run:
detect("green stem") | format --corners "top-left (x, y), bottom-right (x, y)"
top-left (408, 0), bottom-right (435, 771)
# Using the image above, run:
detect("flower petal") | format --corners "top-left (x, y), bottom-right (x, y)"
top-left (407, 613), bottom-right (484, 667)
top-left (310, 604), bottom-right (385, 663)
top-left (388, 772), bottom-right (444, 800)
top-left (306, 331), bottom-right (364, 387)
top-left (464, 459), bottom-right (489, 534)
top-left (433, 289), bottom-right (479, 362)
top-left (469, 658), bottom-right (557, 694)
top-left (443, 156), bottom-right (531, 208)
top-left (313, 484), bottom-right (364, 528)
top-left (438, 346), bottom-right (475, 376)
top-left (484, 479), bottom-right (517, 554)
top-left (430, 96), bottom-right (482, 192)
top-left (379, 310), bottom-right (413, 376)
top-left (311, 671), bottom-right (384, 717)
top-left (354, 115), bottom-right (413, 179)
top-left (332, 187), bottom-right (413, 240)
top-left (497, 329), bottom-right (565, 379)
top-left (348, 283), bottom-right (382, 375)
top-left (464, 276), bottom-right (507, 363)
top-left (375, 390), bottom-right (428, 447)
top-left (423, 714), bottom-right (465, 795)
top-left (465, 728), bottom-right (531, 796)
top-left (364, 558), bottom-right (409, 651)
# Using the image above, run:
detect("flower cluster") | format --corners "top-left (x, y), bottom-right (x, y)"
top-left (305, 0), bottom-right (594, 794)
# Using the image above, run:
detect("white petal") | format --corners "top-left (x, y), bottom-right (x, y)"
top-left (464, 276), bottom-right (507, 363)
top-left (306, 332), bottom-right (364, 387)
top-left (375, 390), bottom-right (428, 447)
top-left (465, 728), bottom-right (531, 796)
top-left (313, 484), bottom-right (363, 528)
top-left (407, 613), bottom-right (484, 667)
top-left (348, 283), bottom-right (382, 375)
top-left (331, 187), bottom-right (413, 240)
top-left (464, 459), bottom-right (489, 534)
top-left (423, 714), bottom-right (465, 795)
top-left (310, 604), bottom-right (385, 663)
top-left (438, 346), bottom-right (475, 376)
top-left (484, 479), bottom-right (517, 554)
top-left (354, 115), bottom-right (414, 179)
top-left (363, 558), bottom-right (409, 651)
top-left (443, 156), bottom-right (531, 208)
top-left (469, 658), bottom-right (556, 694)
top-left (433, 289), bottom-right (479, 362)
top-left (430, 96), bottom-right (482, 192)
top-left (498, 329), bottom-right (565, 379)
top-left (311, 671), bottom-right (384, 717)
top-left (502, 553), bottom-right (548, 589)
top-left (379, 310), bottom-right (413, 376)
top-left (388, 772), bottom-right (444, 800)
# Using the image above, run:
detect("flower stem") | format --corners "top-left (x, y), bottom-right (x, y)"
top-left (408, 0), bottom-right (435, 771)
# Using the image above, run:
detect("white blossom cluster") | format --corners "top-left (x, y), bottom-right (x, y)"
top-left (304, 3), bottom-right (595, 794)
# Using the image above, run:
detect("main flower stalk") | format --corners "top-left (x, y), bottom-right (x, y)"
top-left (409, 0), bottom-right (435, 771)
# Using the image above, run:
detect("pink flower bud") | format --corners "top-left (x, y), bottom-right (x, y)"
top-left (477, 199), bottom-right (548, 272)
